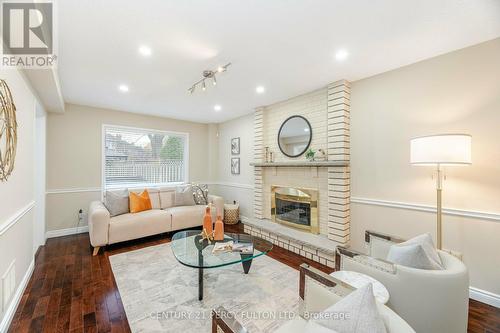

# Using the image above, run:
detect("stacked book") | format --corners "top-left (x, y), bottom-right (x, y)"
top-left (212, 241), bottom-right (254, 254)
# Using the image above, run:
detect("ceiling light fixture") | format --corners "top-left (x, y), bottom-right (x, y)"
top-left (335, 49), bottom-right (349, 61)
top-left (138, 45), bottom-right (152, 57)
top-left (188, 63), bottom-right (231, 94)
top-left (214, 105), bottom-right (222, 112)
top-left (119, 84), bottom-right (129, 92)
top-left (256, 85), bottom-right (265, 94)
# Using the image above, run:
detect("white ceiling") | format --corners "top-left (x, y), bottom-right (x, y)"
top-left (58, 0), bottom-right (500, 123)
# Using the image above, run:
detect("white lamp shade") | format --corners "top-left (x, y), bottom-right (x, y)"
top-left (410, 134), bottom-right (471, 165)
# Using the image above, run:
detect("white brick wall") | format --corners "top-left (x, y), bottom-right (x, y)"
top-left (254, 107), bottom-right (264, 219)
top-left (262, 88), bottom-right (328, 159)
top-left (327, 80), bottom-right (350, 244)
top-left (252, 80), bottom-right (351, 250)
top-left (243, 224), bottom-right (336, 268)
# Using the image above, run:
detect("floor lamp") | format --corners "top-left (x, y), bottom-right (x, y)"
top-left (410, 134), bottom-right (472, 249)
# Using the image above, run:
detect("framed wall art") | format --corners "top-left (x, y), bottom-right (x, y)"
top-left (231, 157), bottom-right (240, 175)
top-left (0, 79), bottom-right (17, 182)
top-left (231, 137), bottom-right (240, 155)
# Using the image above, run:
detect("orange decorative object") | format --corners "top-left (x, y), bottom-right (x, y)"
top-left (203, 206), bottom-right (213, 235)
top-left (129, 190), bottom-right (152, 213)
top-left (214, 215), bottom-right (224, 241)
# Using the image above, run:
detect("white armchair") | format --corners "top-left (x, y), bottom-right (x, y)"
top-left (335, 231), bottom-right (469, 333)
top-left (212, 264), bottom-right (415, 333)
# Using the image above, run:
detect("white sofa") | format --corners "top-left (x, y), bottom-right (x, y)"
top-left (212, 264), bottom-right (415, 333)
top-left (336, 231), bottom-right (469, 333)
top-left (88, 186), bottom-right (224, 255)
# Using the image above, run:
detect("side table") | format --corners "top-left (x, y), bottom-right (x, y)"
top-left (223, 203), bottom-right (239, 225)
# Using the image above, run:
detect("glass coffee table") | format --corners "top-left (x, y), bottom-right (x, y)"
top-left (171, 230), bottom-right (273, 300)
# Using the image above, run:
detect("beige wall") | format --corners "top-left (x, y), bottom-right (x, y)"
top-left (208, 114), bottom-right (255, 218)
top-left (350, 38), bottom-right (500, 297)
top-left (209, 38), bottom-right (500, 299)
top-left (46, 104), bottom-right (209, 231)
top-left (0, 69), bottom-right (38, 326)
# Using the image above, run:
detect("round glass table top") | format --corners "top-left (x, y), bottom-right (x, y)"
top-left (171, 230), bottom-right (273, 269)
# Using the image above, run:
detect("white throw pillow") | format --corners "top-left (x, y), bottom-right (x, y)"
top-left (386, 233), bottom-right (444, 270)
top-left (304, 321), bottom-right (338, 333)
top-left (312, 284), bottom-right (387, 333)
top-left (174, 185), bottom-right (196, 206)
top-left (104, 189), bottom-right (129, 217)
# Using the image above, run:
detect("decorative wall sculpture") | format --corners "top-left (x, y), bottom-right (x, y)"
top-left (0, 79), bottom-right (17, 181)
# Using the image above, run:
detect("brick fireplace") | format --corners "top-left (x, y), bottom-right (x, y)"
top-left (243, 80), bottom-right (351, 268)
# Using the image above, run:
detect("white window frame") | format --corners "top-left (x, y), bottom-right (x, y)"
top-left (101, 124), bottom-right (190, 191)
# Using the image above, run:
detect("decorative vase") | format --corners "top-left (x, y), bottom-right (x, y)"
top-left (214, 215), bottom-right (224, 241)
top-left (203, 206), bottom-right (213, 235)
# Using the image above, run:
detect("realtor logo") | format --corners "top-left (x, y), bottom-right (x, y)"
top-left (1, 1), bottom-right (57, 68)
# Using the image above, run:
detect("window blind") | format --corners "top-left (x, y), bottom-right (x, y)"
top-left (103, 126), bottom-right (187, 188)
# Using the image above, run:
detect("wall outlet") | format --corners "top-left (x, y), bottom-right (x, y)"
top-left (2, 260), bottom-right (16, 312)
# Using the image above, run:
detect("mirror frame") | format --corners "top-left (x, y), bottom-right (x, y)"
top-left (277, 115), bottom-right (313, 158)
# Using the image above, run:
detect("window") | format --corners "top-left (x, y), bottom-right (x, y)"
top-left (103, 125), bottom-right (188, 188)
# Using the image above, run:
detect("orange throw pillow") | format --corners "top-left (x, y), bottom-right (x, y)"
top-left (129, 190), bottom-right (152, 213)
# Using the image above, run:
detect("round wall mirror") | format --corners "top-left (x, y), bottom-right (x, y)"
top-left (277, 115), bottom-right (312, 157)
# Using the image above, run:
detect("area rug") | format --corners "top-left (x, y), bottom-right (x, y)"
top-left (109, 243), bottom-right (300, 333)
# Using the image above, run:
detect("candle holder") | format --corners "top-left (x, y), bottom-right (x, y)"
top-left (199, 228), bottom-right (215, 244)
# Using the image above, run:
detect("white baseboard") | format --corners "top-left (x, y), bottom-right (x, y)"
top-left (470, 287), bottom-right (500, 308)
top-left (0, 259), bottom-right (35, 333)
top-left (45, 225), bottom-right (89, 239)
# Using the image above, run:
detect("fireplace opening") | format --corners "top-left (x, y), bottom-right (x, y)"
top-left (275, 197), bottom-right (311, 226)
top-left (271, 186), bottom-right (319, 234)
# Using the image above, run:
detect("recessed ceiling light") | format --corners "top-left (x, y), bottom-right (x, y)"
top-left (214, 105), bottom-right (222, 112)
top-left (138, 45), bottom-right (152, 56)
top-left (256, 86), bottom-right (265, 94)
top-left (335, 49), bottom-right (349, 61)
top-left (119, 84), bottom-right (129, 92)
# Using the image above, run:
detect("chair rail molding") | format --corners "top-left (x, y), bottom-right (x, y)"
top-left (351, 197), bottom-right (500, 222)
top-left (203, 181), bottom-right (254, 190)
top-left (0, 201), bottom-right (35, 236)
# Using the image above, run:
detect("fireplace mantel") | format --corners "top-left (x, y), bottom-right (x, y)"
top-left (250, 161), bottom-right (348, 167)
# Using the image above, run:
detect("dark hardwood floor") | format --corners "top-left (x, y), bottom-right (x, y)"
top-left (8, 223), bottom-right (500, 333)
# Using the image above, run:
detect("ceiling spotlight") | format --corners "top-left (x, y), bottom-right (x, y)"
top-left (335, 49), bottom-right (349, 61)
top-left (119, 84), bottom-right (129, 92)
top-left (256, 86), bottom-right (265, 94)
top-left (214, 105), bottom-right (222, 112)
top-left (188, 63), bottom-right (231, 94)
top-left (138, 45), bottom-right (152, 56)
